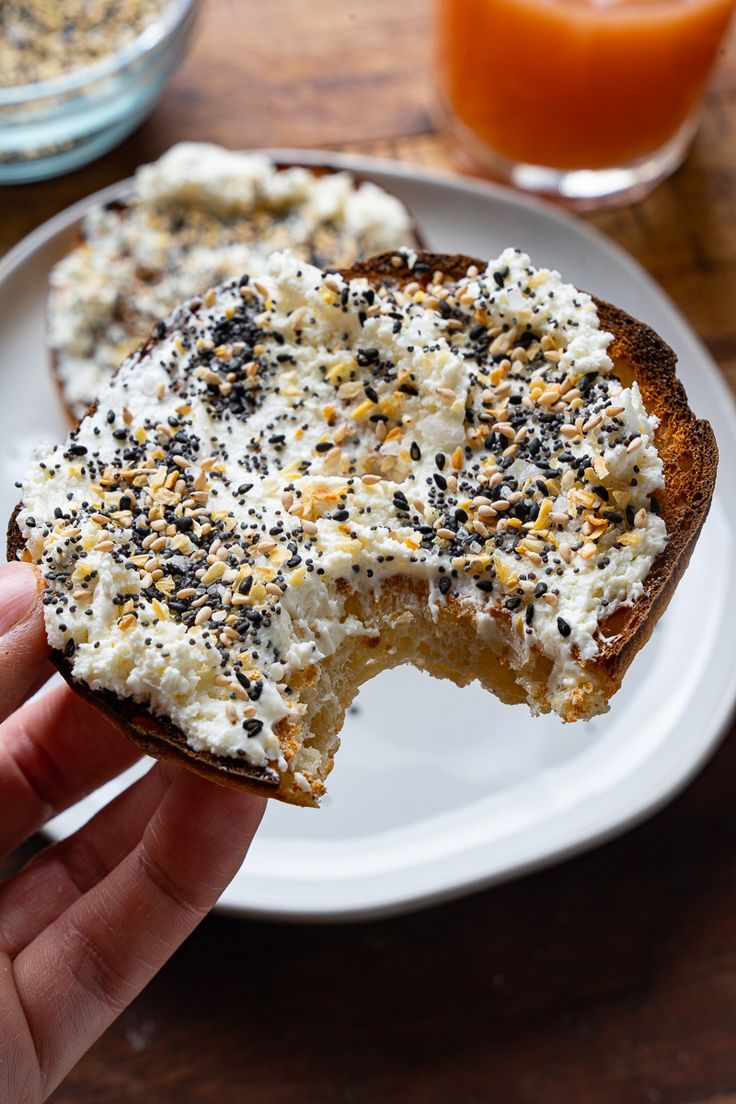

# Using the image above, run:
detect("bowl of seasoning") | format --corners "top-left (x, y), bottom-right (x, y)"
top-left (0, 0), bottom-right (199, 184)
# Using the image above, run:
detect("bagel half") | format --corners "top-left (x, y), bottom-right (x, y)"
top-left (12, 248), bottom-right (717, 806)
top-left (47, 142), bottom-right (421, 423)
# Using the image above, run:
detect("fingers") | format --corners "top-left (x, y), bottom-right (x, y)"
top-left (0, 761), bottom-right (176, 955)
top-left (0, 681), bottom-right (141, 856)
top-left (0, 562), bottom-right (53, 722)
top-left (13, 776), bottom-right (264, 1098)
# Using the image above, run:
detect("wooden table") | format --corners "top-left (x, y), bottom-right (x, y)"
top-left (3, 2), bottom-right (736, 1100)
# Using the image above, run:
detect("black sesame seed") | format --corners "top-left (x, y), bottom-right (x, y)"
top-left (557, 616), bottom-right (572, 637)
top-left (410, 441), bottom-right (421, 462)
top-left (439, 575), bottom-right (452, 595)
top-left (433, 473), bottom-right (448, 491)
top-left (243, 719), bottom-right (263, 737)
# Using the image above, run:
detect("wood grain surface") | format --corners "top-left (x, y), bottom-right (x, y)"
top-left (2, 0), bottom-right (736, 1100)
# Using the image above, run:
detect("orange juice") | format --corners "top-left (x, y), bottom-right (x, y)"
top-left (436, 0), bottom-right (735, 171)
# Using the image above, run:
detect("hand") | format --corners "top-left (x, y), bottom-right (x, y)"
top-left (0, 561), bottom-right (265, 1103)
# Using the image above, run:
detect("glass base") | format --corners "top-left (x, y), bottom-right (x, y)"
top-left (441, 109), bottom-right (698, 211)
top-left (0, 105), bottom-right (152, 185)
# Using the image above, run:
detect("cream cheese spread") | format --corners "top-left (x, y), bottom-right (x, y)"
top-left (47, 143), bottom-right (417, 419)
top-left (21, 248), bottom-right (667, 791)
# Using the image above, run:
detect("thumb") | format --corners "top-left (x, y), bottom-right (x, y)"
top-left (0, 561), bottom-right (51, 720)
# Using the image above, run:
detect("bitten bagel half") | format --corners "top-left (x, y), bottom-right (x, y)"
top-left (12, 248), bottom-right (717, 806)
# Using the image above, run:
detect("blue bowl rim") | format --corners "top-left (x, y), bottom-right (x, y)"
top-left (0, 0), bottom-right (197, 107)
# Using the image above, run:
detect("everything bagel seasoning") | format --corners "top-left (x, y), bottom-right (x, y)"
top-left (0, 0), bottom-right (167, 87)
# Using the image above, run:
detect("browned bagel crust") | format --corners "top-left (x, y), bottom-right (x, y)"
top-left (15, 250), bottom-right (717, 804)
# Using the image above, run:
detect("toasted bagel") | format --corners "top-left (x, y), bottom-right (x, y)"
top-left (13, 248), bottom-right (716, 806)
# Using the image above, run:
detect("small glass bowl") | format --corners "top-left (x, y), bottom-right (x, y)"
top-left (0, 0), bottom-right (199, 184)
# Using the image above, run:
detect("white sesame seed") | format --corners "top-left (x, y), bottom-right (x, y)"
top-left (582, 414), bottom-right (603, 434)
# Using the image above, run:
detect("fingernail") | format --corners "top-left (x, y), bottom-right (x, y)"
top-left (0, 561), bottom-right (40, 636)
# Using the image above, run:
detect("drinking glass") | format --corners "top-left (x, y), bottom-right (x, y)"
top-left (435, 0), bottom-right (736, 207)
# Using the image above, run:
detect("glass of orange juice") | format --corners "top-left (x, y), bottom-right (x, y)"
top-left (435, 0), bottom-right (735, 207)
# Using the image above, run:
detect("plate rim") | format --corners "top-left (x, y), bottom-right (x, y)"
top-left (4, 149), bottom-right (736, 923)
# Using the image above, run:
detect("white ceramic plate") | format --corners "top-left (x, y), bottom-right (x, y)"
top-left (3, 151), bottom-right (735, 923)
